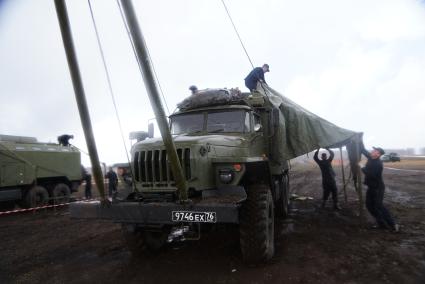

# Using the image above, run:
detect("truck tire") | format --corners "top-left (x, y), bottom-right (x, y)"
top-left (275, 174), bottom-right (289, 218)
top-left (52, 183), bottom-right (71, 204)
top-left (239, 183), bottom-right (275, 264)
top-left (22, 185), bottom-right (49, 208)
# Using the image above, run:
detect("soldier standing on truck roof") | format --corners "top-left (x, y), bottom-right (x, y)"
top-left (361, 145), bottom-right (400, 232)
top-left (105, 167), bottom-right (118, 198)
top-left (314, 148), bottom-right (341, 210)
top-left (57, 134), bottom-right (74, 146)
top-left (244, 64), bottom-right (270, 92)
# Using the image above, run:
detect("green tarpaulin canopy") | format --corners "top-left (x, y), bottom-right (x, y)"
top-left (257, 83), bottom-right (363, 162)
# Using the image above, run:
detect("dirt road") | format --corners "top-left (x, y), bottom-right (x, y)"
top-left (1, 160), bottom-right (424, 283)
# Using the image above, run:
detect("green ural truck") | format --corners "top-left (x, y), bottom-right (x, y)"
top-left (72, 89), bottom-right (293, 263)
top-left (0, 135), bottom-right (82, 209)
top-left (71, 86), bottom-right (359, 264)
top-left (70, 85), bottom-right (357, 263)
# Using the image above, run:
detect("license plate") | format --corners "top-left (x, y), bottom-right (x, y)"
top-left (172, 211), bottom-right (216, 223)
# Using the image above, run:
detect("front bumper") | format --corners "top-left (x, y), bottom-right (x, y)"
top-left (70, 200), bottom-right (240, 224)
top-left (70, 185), bottom-right (246, 224)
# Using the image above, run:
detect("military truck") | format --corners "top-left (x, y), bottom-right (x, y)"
top-left (74, 89), bottom-right (291, 263)
top-left (0, 135), bottom-right (82, 209)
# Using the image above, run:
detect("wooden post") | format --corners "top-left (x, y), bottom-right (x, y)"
top-left (339, 147), bottom-right (348, 203)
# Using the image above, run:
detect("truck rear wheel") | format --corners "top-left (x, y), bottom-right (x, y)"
top-left (22, 185), bottom-right (49, 208)
top-left (52, 183), bottom-right (71, 204)
top-left (239, 183), bottom-right (275, 264)
top-left (275, 174), bottom-right (290, 218)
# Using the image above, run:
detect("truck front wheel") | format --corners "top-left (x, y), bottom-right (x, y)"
top-left (239, 183), bottom-right (275, 264)
top-left (52, 183), bottom-right (71, 204)
top-left (22, 185), bottom-right (49, 208)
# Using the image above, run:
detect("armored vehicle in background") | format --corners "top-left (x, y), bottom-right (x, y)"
top-left (0, 135), bottom-right (82, 209)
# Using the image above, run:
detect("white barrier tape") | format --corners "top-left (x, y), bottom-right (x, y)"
top-left (0, 197), bottom-right (98, 216)
top-left (384, 167), bottom-right (425, 173)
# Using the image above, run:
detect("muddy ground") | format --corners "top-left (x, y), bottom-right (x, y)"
top-left (0, 159), bottom-right (424, 284)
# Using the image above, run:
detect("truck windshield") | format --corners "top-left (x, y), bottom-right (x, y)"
top-left (170, 110), bottom-right (249, 135)
top-left (170, 113), bottom-right (204, 135)
top-left (207, 111), bottom-right (248, 133)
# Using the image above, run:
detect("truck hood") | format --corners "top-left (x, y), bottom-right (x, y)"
top-left (134, 134), bottom-right (249, 149)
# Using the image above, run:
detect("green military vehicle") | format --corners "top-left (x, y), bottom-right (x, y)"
top-left (72, 87), bottom-right (359, 263)
top-left (0, 135), bottom-right (82, 209)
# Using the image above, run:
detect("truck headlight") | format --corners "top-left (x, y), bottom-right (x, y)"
top-left (219, 170), bottom-right (233, 184)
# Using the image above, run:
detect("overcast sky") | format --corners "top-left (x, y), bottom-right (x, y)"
top-left (1, 0), bottom-right (424, 165)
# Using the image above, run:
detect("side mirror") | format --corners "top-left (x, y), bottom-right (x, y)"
top-left (148, 123), bottom-right (154, 138)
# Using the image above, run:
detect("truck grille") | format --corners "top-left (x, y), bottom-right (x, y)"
top-left (134, 148), bottom-right (191, 186)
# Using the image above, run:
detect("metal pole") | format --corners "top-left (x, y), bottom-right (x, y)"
top-left (118, 0), bottom-right (188, 201)
top-left (54, 0), bottom-right (108, 204)
top-left (339, 147), bottom-right (347, 203)
top-left (355, 137), bottom-right (364, 220)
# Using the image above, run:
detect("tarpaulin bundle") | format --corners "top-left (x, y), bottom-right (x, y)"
top-left (177, 88), bottom-right (246, 111)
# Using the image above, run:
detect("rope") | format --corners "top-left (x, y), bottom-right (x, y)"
top-left (70, 143), bottom-right (89, 156)
top-left (87, 0), bottom-right (137, 190)
top-left (220, 0), bottom-right (272, 98)
top-left (220, 0), bottom-right (254, 69)
top-left (116, 0), bottom-right (170, 115)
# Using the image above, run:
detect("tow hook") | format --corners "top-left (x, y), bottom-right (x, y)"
top-left (167, 224), bottom-right (201, 243)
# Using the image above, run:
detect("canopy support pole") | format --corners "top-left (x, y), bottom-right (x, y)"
top-left (54, 0), bottom-right (108, 204)
top-left (354, 138), bottom-right (364, 221)
top-left (339, 147), bottom-right (348, 203)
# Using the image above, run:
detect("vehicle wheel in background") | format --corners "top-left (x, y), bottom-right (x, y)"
top-left (21, 185), bottom-right (49, 208)
top-left (52, 183), bottom-right (71, 204)
top-left (239, 183), bottom-right (275, 264)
